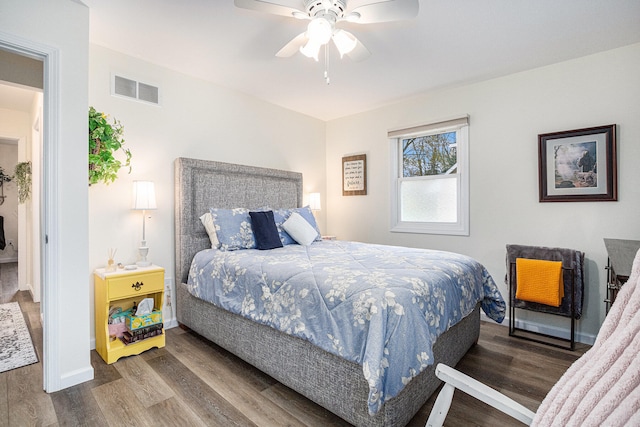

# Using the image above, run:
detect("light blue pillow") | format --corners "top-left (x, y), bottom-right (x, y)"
top-left (209, 208), bottom-right (256, 251)
top-left (273, 206), bottom-right (321, 245)
top-left (295, 206), bottom-right (322, 241)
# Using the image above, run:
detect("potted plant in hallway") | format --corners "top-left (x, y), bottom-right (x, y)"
top-left (88, 106), bottom-right (132, 185)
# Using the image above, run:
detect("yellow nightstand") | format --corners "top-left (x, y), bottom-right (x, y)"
top-left (94, 265), bottom-right (166, 364)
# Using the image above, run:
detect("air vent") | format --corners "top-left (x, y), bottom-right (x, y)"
top-left (112, 75), bottom-right (160, 105)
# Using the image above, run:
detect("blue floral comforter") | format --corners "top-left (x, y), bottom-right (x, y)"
top-left (187, 240), bottom-right (505, 414)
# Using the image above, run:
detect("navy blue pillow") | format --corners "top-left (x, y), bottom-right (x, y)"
top-left (249, 210), bottom-right (283, 250)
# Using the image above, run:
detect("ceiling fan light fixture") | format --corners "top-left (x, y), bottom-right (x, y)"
top-left (332, 29), bottom-right (357, 57)
top-left (306, 17), bottom-right (333, 45)
top-left (300, 40), bottom-right (322, 61)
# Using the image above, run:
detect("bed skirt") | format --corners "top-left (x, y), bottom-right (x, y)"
top-left (177, 282), bottom-right (480, 427)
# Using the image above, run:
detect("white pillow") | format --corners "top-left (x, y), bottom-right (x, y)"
top-left (199, 212), bottom-right (220, 249)
top-left (282, 212), bottom-right (318, 246)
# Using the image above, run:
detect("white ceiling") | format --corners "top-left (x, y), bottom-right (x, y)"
top-left (0, 83), bottom-right (38, 113)
top-left (63, 1), bottom-right (640, 120)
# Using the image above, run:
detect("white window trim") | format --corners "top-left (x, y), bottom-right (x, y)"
top-left (389, 116), bottom-right (469, 236)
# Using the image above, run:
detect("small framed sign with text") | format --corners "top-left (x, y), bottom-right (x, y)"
top-left (342, 154), bottom-right (367, 196)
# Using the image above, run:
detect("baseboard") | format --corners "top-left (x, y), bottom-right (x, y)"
top-left (480, 312), bottom-right (596, 346)
top-left (58, 365), bottom-right (95, 391)
top-left (164, 318), bottom-right (178, 329)
top-left (26, 283), bottom-right (40, 303)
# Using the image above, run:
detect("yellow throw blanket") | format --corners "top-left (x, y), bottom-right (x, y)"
top-left (516, 258), bottom-right (564, 307)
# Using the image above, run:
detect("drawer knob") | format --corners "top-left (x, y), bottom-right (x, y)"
top-left (131, 281), bottom-right (144, 291)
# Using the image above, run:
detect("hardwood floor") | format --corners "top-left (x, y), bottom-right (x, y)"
top-left (1, 291), bottom-right (589, 426)
top-left (0, 262), bottom-right (19, 304)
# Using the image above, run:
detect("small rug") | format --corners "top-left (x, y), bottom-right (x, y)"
top-left (0, 302), bottom-right (38, 373)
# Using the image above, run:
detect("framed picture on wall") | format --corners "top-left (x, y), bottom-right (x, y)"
top-left (342, 154), bottom-right (367, 196)
top-left (538, 124), bottom-right (617, 202)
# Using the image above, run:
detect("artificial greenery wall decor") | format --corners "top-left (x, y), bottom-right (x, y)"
top-left (14, 161), bottom-right (32, 204)
top-left (89, 106), bottom-right (132, 185)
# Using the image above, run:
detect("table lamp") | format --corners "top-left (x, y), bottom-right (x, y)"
top-left (132, 180), bottom-right (157, 267)
top-left (309, 192), bottom-right (321, 211)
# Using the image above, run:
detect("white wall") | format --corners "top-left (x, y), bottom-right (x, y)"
top-left (1, 0), bottom-right (93, 391)
top-left (28, 93), bottom-right (43, 302)
top-left (326, 43), bottom-right (640, 343)
top-left (88, 45), bottom-right (326, 334)
top-left (0, 109), bottom-right (28, 264)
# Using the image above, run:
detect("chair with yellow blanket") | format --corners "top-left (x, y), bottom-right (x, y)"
top-left (506, 244), bottom-right (585, 350)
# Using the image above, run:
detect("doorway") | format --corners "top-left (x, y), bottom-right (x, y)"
top-left (0, 84), bottom-right (42, 305)
top-left (0, 39), bottom-right (52, 391)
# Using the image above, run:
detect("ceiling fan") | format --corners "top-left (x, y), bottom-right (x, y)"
top-left (234, 0), bottom-right (419, 63)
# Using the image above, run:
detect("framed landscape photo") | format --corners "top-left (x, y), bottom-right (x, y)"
top-left (538, 124), bottom-right (617, 202)
top-left (342, 154), bottom-right (367, 196)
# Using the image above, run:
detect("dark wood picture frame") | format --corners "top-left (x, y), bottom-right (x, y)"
top-left (342, 154), bottom-right (367, 196)
top-left (538, 124), bottom-right (617, 202)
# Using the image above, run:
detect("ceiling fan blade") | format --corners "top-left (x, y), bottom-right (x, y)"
top-left (276, 32), bottom-right (308, 57)
top-left (349, 0), bottom-right (419, 24)
top-left (234, 0), bottom-right (305, 18)
top-left (346, 39), bottom-right (371, 62)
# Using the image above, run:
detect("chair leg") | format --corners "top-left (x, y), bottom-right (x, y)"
top-left (425, 383), bottom-right (455, 427)
top-left (427, 364), bottom-right (535, 426)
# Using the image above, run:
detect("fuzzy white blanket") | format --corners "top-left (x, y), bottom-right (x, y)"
top-left (533, 250), bottom-right (640, 426)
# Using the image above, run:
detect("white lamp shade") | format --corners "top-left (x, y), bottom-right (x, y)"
top-left (309, 192), bottom-right (321, 211)
top-left (332, 29), bottom-right (357, 58)
top-left (132, 181), bottom-right (157, 210)
top-left (307, 18), bottom-right (332, 45)
top-left (300, 40), bottom-right (322, 61)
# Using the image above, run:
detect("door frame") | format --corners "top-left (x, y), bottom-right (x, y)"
top-left (0, 31), bottom-right (60, 392)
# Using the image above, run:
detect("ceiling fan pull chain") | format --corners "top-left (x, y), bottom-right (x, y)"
top-left (324, 44), bottom-right (330, 85)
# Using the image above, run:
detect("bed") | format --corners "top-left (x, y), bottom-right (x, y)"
top-left (174, 157), bottom-right (505, 426)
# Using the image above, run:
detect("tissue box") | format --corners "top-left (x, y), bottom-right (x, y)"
top-left (125, 309), bottom-right (163, 331)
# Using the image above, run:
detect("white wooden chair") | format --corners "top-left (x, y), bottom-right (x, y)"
top-left (427, 248), bottom-right (640, 427)
top-left (425, 363), bottom-right (535, 426)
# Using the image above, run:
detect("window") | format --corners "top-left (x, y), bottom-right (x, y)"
top-left (389, 116), bottom-right (469, 235)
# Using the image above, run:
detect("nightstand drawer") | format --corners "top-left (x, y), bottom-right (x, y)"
top-left (109, 271), bottom-right (164, 300)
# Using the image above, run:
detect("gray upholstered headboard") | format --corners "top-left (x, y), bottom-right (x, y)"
top-left (174, 157), bottom-right (303, 287)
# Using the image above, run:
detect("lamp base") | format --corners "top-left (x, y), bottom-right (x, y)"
top-left (137, 243), bottom-right (151, 267)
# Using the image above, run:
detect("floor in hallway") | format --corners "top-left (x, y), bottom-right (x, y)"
top-left (0, 262), bottom-right (18, 303)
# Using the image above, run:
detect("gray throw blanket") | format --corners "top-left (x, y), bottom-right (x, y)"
top-left (506, 244), bottom-right (584, 318)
